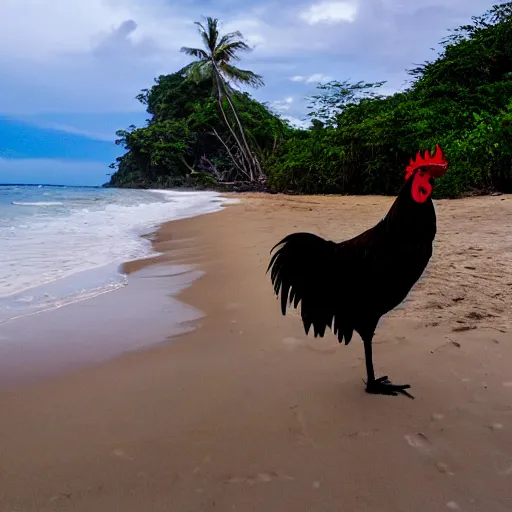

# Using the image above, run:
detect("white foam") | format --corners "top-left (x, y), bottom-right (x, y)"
top-left (12, 201), bottom-right (64, 206)
top-left (0, 190), bottom-right (232, 323)
top-left (0, 264), bottom-right (128, 323)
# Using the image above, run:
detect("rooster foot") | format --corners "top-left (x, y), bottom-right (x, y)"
top-left (365, 376), bottom-right (414, 399)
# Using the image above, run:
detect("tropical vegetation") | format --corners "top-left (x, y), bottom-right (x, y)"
top-left (106, 2), bottom-right (512, 198)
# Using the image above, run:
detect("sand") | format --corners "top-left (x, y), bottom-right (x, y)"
top-left (1, 192), bottom-right (512, 511)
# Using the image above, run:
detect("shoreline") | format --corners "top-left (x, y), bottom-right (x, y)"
top-left (0, 186), bottom-right (232, 327)
top-left (0, 190), bottom-right (238, 386)
top-left (1, 193), bottom-right (512, 511)
top-left (0, 262), bottom-right (205, 388)
top-left (1, 189), bottom-right (238, 383)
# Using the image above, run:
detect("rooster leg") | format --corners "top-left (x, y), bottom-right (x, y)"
top-left (362, 336), bottom-right (414, 399)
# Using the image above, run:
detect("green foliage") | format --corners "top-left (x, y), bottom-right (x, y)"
top-left (266, 127), bottom-right (346, 193)
top-left (108, 3), bottom-right (512, 198)
top-left (107, 68), bottom-right (289, 188)
top-left (264, 2), bottom-right (512, 197)
top-left (306, 80), bottom-right (387, 125)
top-left (108, 119), bottom-right (195, 188)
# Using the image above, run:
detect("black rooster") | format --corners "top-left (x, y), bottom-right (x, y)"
top-left (267, 145), bottom-right (448, 398)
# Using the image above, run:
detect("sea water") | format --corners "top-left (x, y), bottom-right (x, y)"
top-left (0, 184), bottom-right (229, 323)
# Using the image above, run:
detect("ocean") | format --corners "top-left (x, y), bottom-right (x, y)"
top-left (0, 184), bottom-right (229, 324)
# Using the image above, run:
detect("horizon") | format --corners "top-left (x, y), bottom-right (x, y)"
top-left (0, 0), bottom-right (499, 186)
top-left (0, 183), bottom-right (103, 188)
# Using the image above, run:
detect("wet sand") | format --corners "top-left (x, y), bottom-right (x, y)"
top-left (1, 193), bottom-right (512, 511)
top-left (0, 263), bottom-right (204, 387)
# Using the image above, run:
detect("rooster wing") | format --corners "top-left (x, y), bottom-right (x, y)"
top-left (267, 232), bottom-right (367, 345)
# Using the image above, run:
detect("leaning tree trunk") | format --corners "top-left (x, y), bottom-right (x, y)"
top-left (212, 75), bottom-right (254, 180)
top-left (216, 91), bottom-right (255, 180)
top-left (215, 79), bottom-right (256, 180)
top-left (211, 64), bottom-right (263, 182)
top-left (218, 76), bottom-right (264, 180)
top-left (211, 126), bottom-right (251, 180)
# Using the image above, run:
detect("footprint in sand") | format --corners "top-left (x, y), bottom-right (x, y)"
top-left (436, 462), bottom-right (454, 476)
top-left (499, 464), bottom-right (512, 476)
top-left (407, 431), bottom-right (457, 477)
top-left (282, 336), bottom-right (336, 355)
top-left (404, 433), bottom-right (432, 454)
top-left (289, 405), bottom-right (316, 447)
top-left (225, 472), bottom-right (295, 485)
top-left (282, 337), bottom-right (304, 350)
top-left (112, 449), bottom-right (133, 461)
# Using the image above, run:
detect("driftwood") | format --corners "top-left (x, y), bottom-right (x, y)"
top-left (215, 180), bottom-right (271, 193)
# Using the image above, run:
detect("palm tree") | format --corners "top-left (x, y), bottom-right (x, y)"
top-left (181, 17), bottom-right (265, 182)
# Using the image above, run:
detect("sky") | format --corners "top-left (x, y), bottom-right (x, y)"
top-left (0, 0), bottom-right (499, 186)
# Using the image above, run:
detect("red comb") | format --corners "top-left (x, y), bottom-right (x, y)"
top-left (405, 144), bottom-right (448, 180)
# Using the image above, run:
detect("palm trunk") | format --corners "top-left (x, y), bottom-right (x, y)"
top-left (219, 79), bottom-right (264, 180)
top-left (211, 126), bottom-right (251, 180)
top-left (212, 63), bottom-right (263, 181)
top-left (212, 72), bottom-right (255, 180)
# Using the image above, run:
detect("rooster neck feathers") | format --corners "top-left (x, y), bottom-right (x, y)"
top-left (383, 171), bottom-right (437, 240)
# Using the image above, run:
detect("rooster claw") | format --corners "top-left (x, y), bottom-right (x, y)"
top-left (365, 376), bottom-right (414, 399)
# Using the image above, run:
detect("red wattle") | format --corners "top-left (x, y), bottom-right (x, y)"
top-left (411, 172), bottom-right (432, 203)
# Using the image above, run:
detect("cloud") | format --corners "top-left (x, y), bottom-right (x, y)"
top-left (299, 1), bottom-right (358, 24)
top-left (27, 123), bottom-right (115, 142)
top-left (290, 73), bottom-right (332, 84)
top-left (283, 115), bottom-right (311, 129)
top-left (0, 0), bottom-right (196, 115)
top-left (272, 96), bottom-right (294, 111)
top-left (16, 112), bottom-right (149, 143)
top-left (0, 0), bottom-right (500, 118)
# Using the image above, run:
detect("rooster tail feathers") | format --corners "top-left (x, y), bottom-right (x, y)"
top-left (332, 314), bottom-right (354, 345)
top-left (267, 232), bottom-right (343, 340)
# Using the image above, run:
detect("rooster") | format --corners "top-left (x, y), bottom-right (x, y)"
top-left (267, 145), bottom-right (448, 398)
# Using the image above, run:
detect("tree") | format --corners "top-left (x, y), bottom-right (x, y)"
top-left (306, 80), bottom-right (386, 125)
top-left (180, 17), bottom-right (265, 182)
top-left (106, 69), bottom-right (287, 189)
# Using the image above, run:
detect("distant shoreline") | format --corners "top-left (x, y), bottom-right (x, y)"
top-left (0, 183), bottom-right (102, 188)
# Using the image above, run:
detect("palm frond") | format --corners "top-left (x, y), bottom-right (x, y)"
top-left (215, 41), bottom-right (252, 62)
top-left (180, 46), bottom-right (209, 60)
top-left (183, 16), bottom-right (263, 91)
top-left (182, 61), bottom-right (214, 83)
top-left (221, 64), bottom-right (264, 88)
top-left (196, 17), bottom-right (220, 54)
top-left (217, 31), bottom-right (244, 48)
top-left (194, 20), bottom-right (206, 32)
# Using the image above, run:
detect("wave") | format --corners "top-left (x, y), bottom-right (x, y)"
top-left (0, 263), bottom-right (128, 324)
top-left (0, 190), bottom-right (231, 321)
top-left (12, 201), bottom-right (64, 206)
